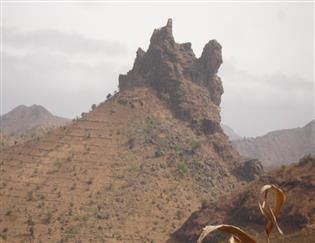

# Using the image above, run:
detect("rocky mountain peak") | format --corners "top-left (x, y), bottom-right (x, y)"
top-left (0, 104), bottom-right (70, 135)
top-left (119, 19), bottom-right (224, 135)
top-left (150, 18), bottom-right (175, 46)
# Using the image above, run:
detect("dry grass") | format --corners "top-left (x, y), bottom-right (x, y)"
top-left (198, 184), bottom-right (286, 243)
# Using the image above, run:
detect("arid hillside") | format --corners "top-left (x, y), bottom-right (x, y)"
top-left (0, 20), bottom-right (262, 242)
top-left (0, 105), bottom-right (70, 148)
top-left (172, 155), bottom-right (315, 243)
top-left (232, 120), bottom-right (315, 167)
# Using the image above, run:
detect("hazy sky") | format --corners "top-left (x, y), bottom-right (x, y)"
top-left (1, 1), bottom-right (314, 137)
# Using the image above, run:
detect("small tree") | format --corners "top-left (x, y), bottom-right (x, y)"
top-left (91, 104), bottom-right (96, 111)
top-left (106, 93), bottom-right (112, 100)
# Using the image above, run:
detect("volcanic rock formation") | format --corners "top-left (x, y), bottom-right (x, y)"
top-left (119, 19), bottom-right (223, 136)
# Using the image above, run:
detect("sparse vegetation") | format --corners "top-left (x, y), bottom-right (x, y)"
top-left (86, 178), bottom-right (93, 185)
top-left (177, 162), bottom-right (188, 175)
top-left (172, 144), bottom-right (182, 154)
top-left (42, 212), bottom-right (52, 224)
top-left (129, 163), bottom-right (140, 172)
top-left (155, 147), bottom-right (165, 157)
top-left (65, 225), bottom-right (79, 235)
top-left (127, 138), bottom-right (136, 149)
top-left (191, 140), bottom-right (201, 152)
top-left (0, 227), bottom-right (8, 240)
top-left (27, 191), bottom-right (33, 201)
top-left (105, 183), bottom-right (113, 192)
top-left (298, 154), bottom-right (315, 167)
top-left (201, 198), bottom-right (210, 208)
top-left (53, 159), bottom-right (64, 169)
top-left (106, 93), bottom-right (112, 100)
top-left (74, 215), bottom-right (89, 223)
top-left (85, 131), bottom-right (91, 138)
top-left (238, 190), bottom-right (251, 206)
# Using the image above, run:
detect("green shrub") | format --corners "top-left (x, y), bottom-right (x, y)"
top-left (201, 198), bottom-right (210, 208)
top-left (191, 140), bottom-right (201, 152)
top-left (172, 144), bottom-right (182, 154)
top-left (298, 154), bottom-right (315, 167)
top-left (54, 159), bottom-right (63, 169)
top-left (238, 190), bottom-right (251, 206)
top-left (178, 162), bottom-right (188, 175)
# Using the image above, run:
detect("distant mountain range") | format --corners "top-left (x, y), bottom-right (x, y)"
top-left (0, 105), bottom-right (70, 147)
top-left (0, 104), bottom-right (70, 135)
top-left (223, 121), bottom-right (315, 167)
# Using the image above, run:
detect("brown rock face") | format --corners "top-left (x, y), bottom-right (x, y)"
top-left (119, 19), bottom-right (223, 135)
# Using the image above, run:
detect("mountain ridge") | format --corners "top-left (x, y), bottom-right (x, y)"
top-left (232, 120), bottom-right (315, 167)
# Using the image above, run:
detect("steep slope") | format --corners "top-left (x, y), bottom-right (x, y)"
top-left (233, 120), bottom-right (315, 167)
top-left (0, 104), bottom-right (70, 136)
top-left (222, 124), bottom-right (241, 141)
top-left (172, 155), bottom-right (315, 242)
top-left (0, 19), bottom-right (261, 242)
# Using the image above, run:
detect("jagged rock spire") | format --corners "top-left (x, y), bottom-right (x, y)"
top-left (118, 19), bottom-right (224, 135)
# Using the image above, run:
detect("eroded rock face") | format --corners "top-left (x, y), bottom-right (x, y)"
top-left (119, 19), bottom-right (224, 135)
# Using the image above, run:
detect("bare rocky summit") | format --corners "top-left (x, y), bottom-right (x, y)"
top-left (119, 19), bottom-right (224, 136)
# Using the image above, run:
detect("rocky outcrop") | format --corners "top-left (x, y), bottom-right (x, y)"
top-left (119, 19), bottom-right (224, 135)
top-left (232, 158), bottom-right (264, 182)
